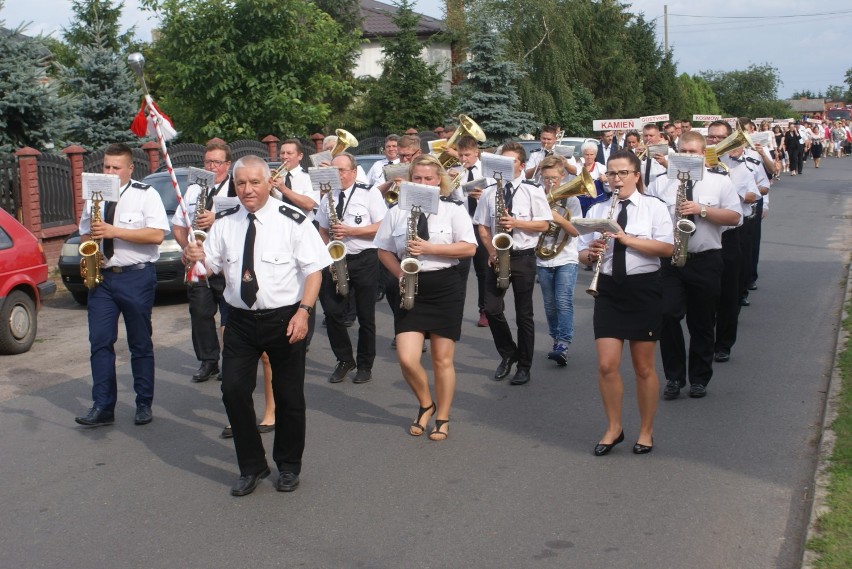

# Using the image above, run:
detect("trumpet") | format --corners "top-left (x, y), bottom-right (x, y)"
top-left (268, 162), bottom-right (290, 199)
top-left (586, 189), bottom-right (620, 297)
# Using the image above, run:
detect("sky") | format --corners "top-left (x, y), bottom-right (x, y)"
top-left (2, 0), bottom-right (850, 100)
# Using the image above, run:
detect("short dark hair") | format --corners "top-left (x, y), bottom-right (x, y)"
top-left (540, 125), bottom-right (559, 136)
top-left (708, 120), bottom-right (732, 135)
top-left (385, 134), bottom-right (400, 144)
top-left (205, 140), bottom-right (232, 162)
top-left (456, 135), bottom-right (479, 152)
top-left (607, 150), bottom-right (644, 192)
top-left (281, 138), bottom-right (303, 154)
top-left (500, 141), bottom-right (526, 163)
top-left (642, 123), bottom-right (660, 134)
top-left (105, 143), bottom-right (133, 161)
top-left (625, 131), bottom-right (640, 143)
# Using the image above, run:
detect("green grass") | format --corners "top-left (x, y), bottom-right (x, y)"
top-left (808, 304), bottom-right (852, 568)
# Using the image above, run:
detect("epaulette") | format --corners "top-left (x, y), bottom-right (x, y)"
top-left (440, 196), bottom-right (464, 206)
top-left (386, 202), bottom-right (398, 209)
top-left (745, 156), bottom-right (761, 166)
top-left (530, 148), bottom-right (543, 154)
top-left (521, 179), bottom-right (540, 188)
top-left (279, 203), bottom-right (306, 224)
top-left (354, 182), bottom-right (371, 190)
top-left (215, 205), bottom-right (240, 219)
top-left (706, 167), bottom-right (729, 176)
top-left (131, 182), bottom-right (151, 190)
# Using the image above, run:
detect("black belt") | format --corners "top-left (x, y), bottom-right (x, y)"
top-left (510, 248), bottom-right (536, 258)
top-left (228, 303), bottom-right (298, 319)
top-left (687, 249), bottom-right (721, 260)
top-left (346, 248), bottom-right (377, 259)
top-left (103, 262), bottom-right (151, 273)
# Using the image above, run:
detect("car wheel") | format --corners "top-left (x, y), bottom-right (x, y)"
top-left (0, 290), bottom-right (37, 355)
top-left (71, 291), bottom-right (89, 305)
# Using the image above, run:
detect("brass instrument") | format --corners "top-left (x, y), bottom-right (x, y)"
top-left (535, 168), bottom-right (598, 260)
top-left (437, 114), bottom-right (486, 169)
top-left (399, 206), bottom-right (422, 310)
top-left (671, 171), bottom-right (697, 268)
top-left (79, 191), bottom-right (104, 289)
top-left (332, 129), bottom-right (358, 156)
top-left (491, 174), bottom-right (514, 289)
top-left (268, 162), bottom-right (290, 199)
top-left (586, 188), bottom-right (621, 297)
top-left (385, 184), bottom-right (400, 206)
top-left (706, 124), bottom-right (754, 168)
top-left (325, 183), bottom-right (350, 296)
top-left (185, 178), bottom-right (210, 283)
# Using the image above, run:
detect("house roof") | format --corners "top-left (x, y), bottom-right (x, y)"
top-left (786, 98), bottom-right (827, 113)
top-left (360, 0), bottom-right (445, 38)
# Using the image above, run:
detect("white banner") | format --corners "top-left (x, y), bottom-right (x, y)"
top-left (692, 114), bottom-right (722, 122)
top-left (639, 114), bottom-right (669, 124)
top-left (592, 118), bottom-right (639, 131)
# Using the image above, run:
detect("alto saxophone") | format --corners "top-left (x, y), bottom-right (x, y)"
top-left (399, 206), bottom-right (422, 310)
top-left (586, 188), bottom-right (620, 297)
top-left (326, 184), bottom-right (350, 296)
top-left (671, 171), bottom-right (697, 268)
top-left (491, 174), bottom-right (514, 290)
top-left (79, 191), bottom-right (104, 289)
top-left (185, 179), bottom-right (210, 283)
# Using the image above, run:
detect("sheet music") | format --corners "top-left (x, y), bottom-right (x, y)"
top-left (553, 145), bottom-right (575, 158)
top-left (749, 131), bottom-right (775, 148)
top-left (647, 143), bottom-right (670, 157)
top-left (398, 182), bottom-right (440, 214)
top-left (308, 167), bottom-right (342, 193)
top-left (461, 177), bottom-right (489, 196)
top-left (82, 173), bottom-right (120, 201)
top-left (212, 195), bottom-right (241, 212)
top-left (481, 153), bottom-right (515, 181)
top-left (383, 162), bottom-right (409, 182)
top-left (572, 218), bottom-right (623, 235)
top-left (666, 153), bottom-right (705, 181)
top-left (187, 166), bottom-right (215, 190)
top-left (309, 150), bottom-right (334, 168)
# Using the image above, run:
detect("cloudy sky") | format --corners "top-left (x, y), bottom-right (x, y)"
top-left (3, 0), bottom-right (850, 99)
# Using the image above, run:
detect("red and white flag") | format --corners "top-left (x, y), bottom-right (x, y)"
top-left (130, 99), bottom-right (178, 141)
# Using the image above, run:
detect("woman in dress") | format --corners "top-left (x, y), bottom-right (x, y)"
top-left (810, 124), bottom-right (824, 168)
top-left (784, 123), bottom-right (802, 176)
top-left (578, 150), bottom-right (674, 456)
top-left (374, 155), bottom-right (477, 441)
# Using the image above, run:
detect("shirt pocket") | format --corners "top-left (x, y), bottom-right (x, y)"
top-left (119, 211), bottom-right (145, 228)
top-left (346, 205), bottom-right (369, 226)
top-left (261, 250), bottom-right (291, 279)
top-left (429, 220), bottom-right (454, 244)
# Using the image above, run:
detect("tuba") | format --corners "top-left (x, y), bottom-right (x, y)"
top-left (79, 192), bottom-right (104, 289)
top-left (332, 129), bottom-right (358, 156)
top-left (399, 206), bottom-right (422, 310)
top-left (438, 114), bottom-right (486, 170)
top-left (491, 174), bottom-right (514, 290)
top-left (536, 168), bottom-right (598, 260)
top-left (671, 171), bottom-right (697, 268)
top-left (586, 189), bottom-right (620, 297)
top-left (325, 184), bottom-right (350, 296)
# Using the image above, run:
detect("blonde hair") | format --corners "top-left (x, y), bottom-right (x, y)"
top-left (409, 154), bottom-right (452, 196)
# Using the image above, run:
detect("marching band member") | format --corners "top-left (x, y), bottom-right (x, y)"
top-left (321, 135), bottom-right (367, 182)
top-left (646, 131), bottom-right (741, 400)
top-left (374, 134), bottom-right (421, 198)
top-left (365, 134), bottom-right (400, 187)
top-left (75, 143), bottom-right (169, 427)
top-left (316, 153), bottom-right (386, 384)
top-left (640, 123), bottom-right (669, 184)
top-left (473, 142), bottom-right (552, 385)
top-left (271, 138), bottom-right (320, 217)
top-left (525, 125), bottom-right (577, 183)
top-left (185, 155), bottom-right (331, 496)
top-left (578, 150), bottom-right (674, 455)
top-left (374, 155), bottom-right (476, 441)
top-left (172, 140), bottom-right (232, 383)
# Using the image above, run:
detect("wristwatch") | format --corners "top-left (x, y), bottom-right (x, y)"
top-left (700, 205), bottom-right (707, 218)
top-left (298, 304), bottom-right (313, 315)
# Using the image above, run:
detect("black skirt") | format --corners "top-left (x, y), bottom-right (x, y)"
top-left (593, 271), bottom-right (662, 341)
top-left (395, 267), bottom-right (464, 341)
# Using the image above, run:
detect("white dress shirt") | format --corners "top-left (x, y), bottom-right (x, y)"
top-left (315, 183), bottom-right (387, 255)
top-left (641, 155), bottom-right (667, 187)
top-left (721, 156), bottom-right (760, 221)
top-left (172, 176), bottom-right (230, 229)
top-left (472, 175), bottom-right (552, 250)
top-left (366, 157), bottom-right (398, 187)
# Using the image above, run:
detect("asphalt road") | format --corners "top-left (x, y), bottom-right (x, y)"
top-left (1, 158), bottom-right (850, 569)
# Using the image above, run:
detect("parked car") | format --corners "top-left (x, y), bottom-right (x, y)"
top-left (0, 208), bottom-right (56, 354)
top-left (355, 154), bottom-right (385, 180)
top-left (58, 169), bottom-right (188, 305)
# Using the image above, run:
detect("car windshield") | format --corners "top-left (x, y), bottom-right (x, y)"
top-left (141, 173), bottom-right (186, 215)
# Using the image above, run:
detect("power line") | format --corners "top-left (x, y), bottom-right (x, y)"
top-left (668, 9), bottom-right (852, 20)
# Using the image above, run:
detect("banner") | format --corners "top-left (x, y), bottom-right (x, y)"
top-left (592, 118), bottom-right (639, 131)
top-left (639, 114), bottom-right (669, 124)
top-left (692, 114), bottom-right (722, 122)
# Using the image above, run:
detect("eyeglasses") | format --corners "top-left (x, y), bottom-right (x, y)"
top-left (336, 167), bottom-right (355, 173)
top-left (705, 135), bottom-right (724, 141)
top-left (203, 159), bottom-right (229, 167)
top-left (541, 175), bottom-right (562, 182)
top-left (604, 170), bottom-right (638, 179)
top-left (399, 151), bottom-right (420, 160)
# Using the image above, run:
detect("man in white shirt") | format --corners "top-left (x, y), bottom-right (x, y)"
top-left (365, 134), bottom-right (400, 187)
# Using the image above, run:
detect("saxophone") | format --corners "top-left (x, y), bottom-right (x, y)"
top-left (326, 184), bottom-right (350, 296)
top-left (78, 192), bottom-right (104, 289)
top-left (671, 171), bottom-right (697, 268)
top-left (586, 189), bottom-right (620, 297)
top-left (491, 175), bottom-right (514, 290)
top-left (399, 206), bottom-right (422, 310)
top-left (185, 179), bottom-right (210, 283)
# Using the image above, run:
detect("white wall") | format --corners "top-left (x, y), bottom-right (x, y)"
top-left (354, 39), bottom-right (452, 94)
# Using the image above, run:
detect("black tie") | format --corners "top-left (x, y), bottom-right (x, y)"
top-left (102, 200), bottom-right (116, 260)
top-left (466, 167), bottom-right (476, 215)
top-left (285, 172), bottom-right (292, 189)
top-left (644, 157), bottom-right (652, 186)
top-left (503, 182), bottom-right (513, 216)
top-left (417, 213), bottom-right (430, 240)
top-left (335, 190), bottom-right (345, 220)
top-left (686, 180), bottom-right (695, 222)
top-left (612, 201), bottom-right (628, 284)
top-left (240, 213), bottom-right (259, 308)
top-left (206, 179), bottom-right (227, 211)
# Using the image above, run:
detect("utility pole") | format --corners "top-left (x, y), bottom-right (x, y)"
top-left (664, 5), bottom-right (668, 53)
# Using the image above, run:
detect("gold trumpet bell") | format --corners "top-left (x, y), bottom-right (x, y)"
top-left (332, 129), bottom-right (359, 156)
top-left (546, 167), bottom-right (598, 203)
top-left (445, 114), bottom-right (486, 147)
top-left (714, 124), bottom-right (755, 157)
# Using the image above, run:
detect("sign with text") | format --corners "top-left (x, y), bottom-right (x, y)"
top-left (754, 117), bottom-right (773, 124)
top-left (723, 117), bottom-right (738, 127)
top-left (693, 114), bottom-right (722, 122)
top-left (640, 114), bottom-right (669, 124)
top-left (82, 173), bottom-right (120, 202)
top-left (593, 118), bottom-right (639, 131)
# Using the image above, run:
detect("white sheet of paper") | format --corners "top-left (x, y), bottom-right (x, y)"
top-left (666, 154), bottom-right (705, 181)
top-left (187, 166), bottom-right (215, 190)
top-left (308, 167), bottom-right (342, 194)
top-left (750, 131), bottom-right (775, 148)
top-left (82, 173), bottom-right (120, 201)
top-left (212, 195), bottom-right (241, 213)
top-left (572, 218), bottom-right (623, 235)
top-left (428, 139), bottom-right (447, 155)
top-left (461, 177), bottom-right (489, 196)
top-left (398, 182), bottom-right (440, 214)
top-left (481, 153), bottom-right (516, 181)
top-left (383, 162), bottom-right (409, 182)
top-left (647, 143), bottom-right (670, 157)
top-left (309, 150), bottom-right (334, 168)
top-left (553, 145), bottom-right (575, 158)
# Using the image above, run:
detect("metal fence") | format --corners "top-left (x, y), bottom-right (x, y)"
top-left (36, 154), bottom-right (76, 229)
top-left (0, 154), bottom-right (19, 217)
top-left (231, 139), bottom-right (269, 161)
top-left (162, 143), bottom-right (206, 169)
top-left (82, 147), bottom-right (151, 180)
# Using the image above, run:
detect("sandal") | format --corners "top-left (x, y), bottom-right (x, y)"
top-left (429, 419), bottom-right (449, 441)
top-left (409, 402), bottom-right (436, 436)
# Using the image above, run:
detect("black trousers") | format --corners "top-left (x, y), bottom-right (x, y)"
top-left (222, 304), bottom-right (305, 476)
top-left (659, 251), bottom-right (723, 387)
top-left (319, 248), bottom-right (378, 370)
top-left (739, 215), bottom-right (757, 299)
top-left (483, 251), bottom-right (537, 371)
top-left (789, 147), bottom-right (803, 174)
top-left (751, 198), bottom-right (764, 284)
top-left (187, 274), bottom-right (227, 363)
top-left (715, 228), bottom-right (742, 353)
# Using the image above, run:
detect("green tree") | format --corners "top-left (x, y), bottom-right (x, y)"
top-left (699, 63), bottom-right (787, 118)
top-left (791, 90), bottom-right (819, 99)
top-left (311, 0), bottom-right (362, 31)
top-left (140, 0), bottom-right (360, 140)
top-left (677, 73), bottom-right (721, 117)
top-left (825, 85), bottom-right (845, 101)
top-left (360, 0), bottom-right (449, 131)
top-left (845, 67), bottom-right (852, 100)
top-left (63, 0), bottom-right (135, 53)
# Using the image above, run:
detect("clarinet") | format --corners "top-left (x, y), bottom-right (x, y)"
top-left (586, 188), bottom-right (620, 297)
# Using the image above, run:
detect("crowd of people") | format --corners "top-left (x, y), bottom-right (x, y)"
top-left (73, 112), bottom-right (795, 495)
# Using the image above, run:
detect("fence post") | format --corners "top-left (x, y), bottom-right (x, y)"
top-left (62, 145), bottom-right (86, 223)
top-left (142, 141), bottom-right (160, 173)
top-left (15, 147), bottom-right (42, 235)
top-left (311, 133), bottom-right (325, 153)
top-left (262, 135), bottom-right (279, 160)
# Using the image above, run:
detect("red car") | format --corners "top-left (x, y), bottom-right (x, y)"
top-left (0, 208), bottom-right (56, 354)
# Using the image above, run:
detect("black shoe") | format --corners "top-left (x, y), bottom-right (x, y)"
top-left (329, 360), bottom-right (356, 383)
top-left (739, 297), bottom-right (750, 307)
top-left (594, 430), bottom-right (624, 456)
top-left (689, 384), bottom-right (707, 398)
top-left (747, 282), bottom-right (758, 291)
top-left (714, 350), bottom-right (730, 363)
top-left (509, 368), bottom-right (530, 385)
top-left (75, 406), bottom-right (115, 427)
top-left (230, 467), bottom-right (270, 497)
top-left (353, 369), bottom-right (372, 384)
top-left (134, 404), bottom-right (153, 425)
top-left (663, 380), bottom-right (681, 400)
top-left (192, 361), bottom-right (220, 383)
top-left (633, 439), bottom-right (654, 454)
top-left (275, 471), bottom-right (300, 492)
top-left (257, 423), bottom-right (275, 434)
top-left (220, 426), bottom-right (233, 439)
top-left (493, 355), bottom-right (517, 380)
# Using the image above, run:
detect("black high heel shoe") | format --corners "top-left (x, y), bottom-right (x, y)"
top-left (409, 402), bottom-right (436, 436)
top-left (632, 439), bottom-right (654, 454)
top-left (593, 430), bottom-right (624, 456)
